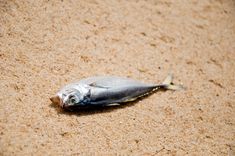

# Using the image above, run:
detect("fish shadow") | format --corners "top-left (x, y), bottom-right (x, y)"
top-left (49, 89), bottom-right (168, 117)
top-left (49, 100), bottom-right (139, 117)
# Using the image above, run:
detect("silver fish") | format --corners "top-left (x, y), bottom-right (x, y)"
top-left (50, 74), bottom-right (183, 110)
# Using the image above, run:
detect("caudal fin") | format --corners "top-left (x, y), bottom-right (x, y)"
top-left (160, 74), bottom-right (184, 90)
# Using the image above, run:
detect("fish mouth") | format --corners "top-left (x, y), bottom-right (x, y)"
top-left (50, 95), bottom-right (63, 108)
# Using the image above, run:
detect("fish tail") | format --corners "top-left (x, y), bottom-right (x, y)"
top-left (158, 74), bottom-right (184, 90)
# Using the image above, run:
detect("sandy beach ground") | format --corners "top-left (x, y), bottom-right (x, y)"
top-left (0, 0), bottom-right (235, 155)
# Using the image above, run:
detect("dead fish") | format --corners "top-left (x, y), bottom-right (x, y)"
top-left (50, 74), bottom-right (183, 110)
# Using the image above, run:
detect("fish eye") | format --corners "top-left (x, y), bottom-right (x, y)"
top-left (68, 95), bottom-right (77, 104)
top-left (71, 98), bottom-right (76, 103)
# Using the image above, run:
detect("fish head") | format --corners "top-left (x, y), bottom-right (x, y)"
top-left (50, 87), bottom-right (85, 109)
top-left (63, 90), bottom-right (82, 108)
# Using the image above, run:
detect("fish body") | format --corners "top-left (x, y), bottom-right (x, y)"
top-left (50, 74), bottom-right (183, 110)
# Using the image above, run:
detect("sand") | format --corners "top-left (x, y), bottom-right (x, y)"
top-left (0, 0), bottom-right (235, 155)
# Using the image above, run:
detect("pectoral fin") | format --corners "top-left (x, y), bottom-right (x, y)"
top-left (89, 82), bottom-right (110, 89)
